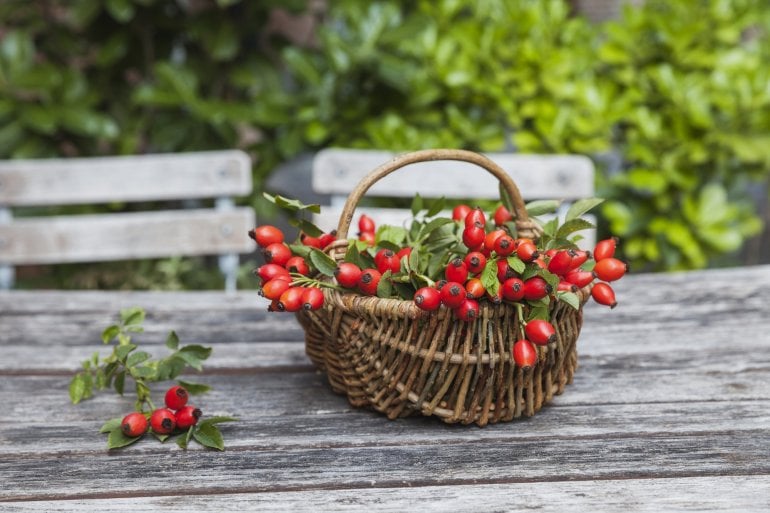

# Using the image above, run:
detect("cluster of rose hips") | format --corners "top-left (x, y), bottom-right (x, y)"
top-left (119, 385), bottom-right (201, 438)
top-left (248, 225), bottom-right (337, 312)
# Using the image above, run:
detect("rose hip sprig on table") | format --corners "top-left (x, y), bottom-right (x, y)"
top-left (69, 307), bottom-right (236, 450)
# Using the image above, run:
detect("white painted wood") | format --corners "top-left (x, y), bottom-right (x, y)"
top-left (312, 149), bottom-right (594, 199)
top-left (0, 150), bottom-right (252, 206)
top-left (0, 208), bottom-right (256, 264)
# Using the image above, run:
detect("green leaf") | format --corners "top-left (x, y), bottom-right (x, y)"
top-left (418, 217), bottom-right (454, 240)
top-left (263, 192), bottom-right (321, 214)
top-left (411, 193), bottom-right (424, 216)
top-left (426, 197), bottom-right (447, 217)
top-left (99, 417), bottom-right (123, 434)
top-left (177, 380), bottom-right (211, 395)
top-left (377, 270), bottom-right (393, 298)
top-left (114, 370), bottom-right (126, 395)
top-left (198, 416), bottom-right (238, 426)
top-left (120, 307), bottom-right (145, 327)
top-left (507, 256), bottom-right (526, 274)
top-left (289, 218), bottom-right (324, 238)
top-left (308, 249), bottom-right (337, 277)
top-left (193, 423), bottom-right (225, 451)
top-left (556, 291), bottom-right (580, 310)
top-left (527, 304), bottom-right (550, 322)
top-left (126, 351), bottom-right (151, 368)
top-left (408, 246), bottom-right (420, 273)
top-left (69, 374), bottom-right (89, 404)
top-left (287, 243), bottom-right (313, 258)
top-left (480, 259), bottom-right (500, 297)
top-left (131, 365), bottom-right (156, 379)
top-left (555, 218), bottom-right (595, 240)
top-left (115, 343), bottom-right (137, 361)
top-left (525, 200), bottom-right (561, 216)
top-left (107, 428), bottom-right (142, 449)
top-left (565, 198), bottom-right (604, 221)
top-left (376, 225), bottom-right (407, 246)
top-left (165, 331), bottom-right (180, 350)
top-left (101, 325), bottom-right (120, 344)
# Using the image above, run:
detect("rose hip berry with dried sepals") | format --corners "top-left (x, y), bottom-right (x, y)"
top-left (565, 269), bottom-right (594, 289)
top-left (452, 204), bottom-right (472, 222)
top-left (523, 277), bottom-right (551, 301)
top-left (358, 214), bottom-right (376, 234)
top-left (374, 249), bottom-right (400, 274)
top-left (165, 385), bottom-right (189, 411)
top-left (592, 282), bottom-right (617, 308)
top-left (464, 207), bottom-right (486, 229)
top-left (445, 258), bottom-right (469, 283)
top-left (593, 257), bottom-right (627, 282)
top-left (525, 320), bottom-right (557, 346)
top-left (175, 406), bottom-right (202, 429)
top-left (501, 277), bottom-right (525, 302)
top-left (263, 243), bottom-right (292, 266)
top-left (414, 286), bottom-right (441, 311)
top-left (334, 262), bottom-right (362, 289)
top-left (121, 412), bottom-right (148, 438)
top-left (285, 256), bottom-right (309, 275)
top-left (512, 339), bottom-right (538, 369)
top-left (464, 251), bottom-right (486, 274)
top-left (593, 237), bottom-right (618, 261)
top-left (494, 235), bottom-right (516, 257)
top-left (318, 231), bottom-right (337, 249)
top-left (358, 231), bottom-right (375, 246)
top-left (249, 225), bottom-right (284, 248)
top-left (462, 225), bottom-right (485, 250)
top-left (260, 277), bottom-right (291, 301)
top-left (277, 286), bottom-right (305, 312)
top-left (440, 281), bottom-right (466, 309)
top-left (455, 298), bottom-right (479, 322)
top-left (496, 259), bottom-right (516, 282)
top-left (547, 250), bottom-right (575, 276)
top-left (484, 229), bottom-right (506, 252)
top-left (516, 241), bottom-right (539, 262)
top-left (300, 233), bottom-right (323, 249)
top-left (301, 287), bottom-right (325, 311)
top-left (493, 205), bottom-right (513, 226)
top-left (465, 278), bottom-right (486, 299)
top-left (358, 269), bottom-right (381, 296)
top-left (150, 408), bottom-right (177, 435)
top-left (256, 263), bottom-right (290, 284)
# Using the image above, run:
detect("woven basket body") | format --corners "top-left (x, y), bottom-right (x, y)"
top-left (297, 149), bottom-right (589, 426)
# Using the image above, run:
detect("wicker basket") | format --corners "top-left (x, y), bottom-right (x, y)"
top-left (296, 149), bottom-right (590, 426)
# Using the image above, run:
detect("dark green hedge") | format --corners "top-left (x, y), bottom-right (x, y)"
top-left (2, 0), bottom-right (769, 287)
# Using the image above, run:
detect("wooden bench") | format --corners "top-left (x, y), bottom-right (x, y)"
top-left (0, 150), bottom-right (255, 292)
top-left (310, 149), bottom-right (596, 245)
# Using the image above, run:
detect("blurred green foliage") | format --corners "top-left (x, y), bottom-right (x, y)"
top-left (280, 0), bottom-right (769, 271)
top-left (1, 0), bottom-right (769, 288)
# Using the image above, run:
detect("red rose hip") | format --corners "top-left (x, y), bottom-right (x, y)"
top-left (165, 385), bottom-right (189, 411)
top-left (121, 412), bottom-right (148, 438)
top-left (175, 406), bottom-right (202, 429)
top-left (150, 408), bottom-right (177, 435)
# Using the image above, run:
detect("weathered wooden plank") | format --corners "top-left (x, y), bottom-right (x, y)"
top-left (2, 475), bottom-right (768, 512)
top-left (1, 426), bottom-right (768, 501)
top-left (1, 372), bottom-right (768, 452)
top-left (0, 150), bottom-right (251, 206)
top-left (312, 149), bottom-right (595, 199)
top-left (0, 208), bottom-right (256, 264)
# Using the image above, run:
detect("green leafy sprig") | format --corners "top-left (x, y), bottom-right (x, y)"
top-left (69, 307), bottom-right (212, 411)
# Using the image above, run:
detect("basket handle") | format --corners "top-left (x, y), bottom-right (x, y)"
top-left (333, 148), bottom-right (542, 242)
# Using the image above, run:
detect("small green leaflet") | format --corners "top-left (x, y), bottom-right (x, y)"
top-left (288, 243), bottom-right (312, 258)
top-left (555, 218), bottom-right (595, 240)
top-left (177, 380), bottom-right (211, 395)
top-left (425, 197), bottom-right (447, 217)
top-left (101, 325), bottom-right (120, 344)
top-left (69, 373), bottom-right (90, 404)
top-left (99, 417), bottom-right (123, 434)
top-left (120, 307), bottom-right (145, 327)
top-left (308, 249), bottom-right (337, 277)
top-left (411, 192), bottom-right (424, 216)
top-left (289, 217), bottom-right (324, 237)
top-left (556, 291), bottom-right (580, 310)
top-left (565, 198), bottom-right (604, 221)
top-left (480, 259), bottom-right (500, 297)
top-left (527, 304), bottom-right (550, 322)
top-left (507, 255), bottom-right (526, 274)
top-left (377, 270), bottom-right (393, 298)
top-left (107, 429), bottom-right (142, 450)
top-left (115, 343), bottom-right (137, 361)
top-left (193, 423), bottom-right (225, 451)
top-left (525, 200), bottom-right (561, 216)
top-left (263, 192), bottom-right (321, 214)
top-left (165, 331), bottom-right (180, 350)
top-left (376, 225), bottom-right (407, 246)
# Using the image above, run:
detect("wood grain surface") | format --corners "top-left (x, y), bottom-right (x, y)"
top-left (1, 265), bottom-right (769, 511)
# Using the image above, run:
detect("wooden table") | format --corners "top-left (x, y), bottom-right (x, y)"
top-left (1, 266), bottom-right (769, 511)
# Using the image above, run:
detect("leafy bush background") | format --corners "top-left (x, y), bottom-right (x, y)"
top-left (1, 0), bottom-right (768, 288)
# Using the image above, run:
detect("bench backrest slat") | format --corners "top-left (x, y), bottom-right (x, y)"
top-left (0, 150), bottom-right (251, 207)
